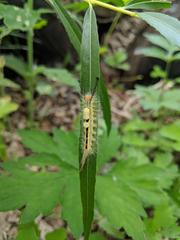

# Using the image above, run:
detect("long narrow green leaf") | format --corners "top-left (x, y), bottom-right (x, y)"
top-left (80, 6), bottom-right (100, 240)
top-left (45, 0), bottom-right (111, 133)
top-left (126, 0), bottom-right (171, 10)
top-left (80, 8), bottom-right (100, 94)
top-left (99, 74), bottom-right (111, 134)
top-left (135, 47), bottom-right (167, 61)
top-left (138, 12), bottom-right (180, 48)
top-left (45, 0), bottom-right (81, 53)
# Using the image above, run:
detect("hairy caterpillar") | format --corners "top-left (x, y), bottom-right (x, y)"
top-left (80, 79), bottom-right (99, 170)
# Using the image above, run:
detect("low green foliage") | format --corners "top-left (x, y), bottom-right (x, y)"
top-left (0, 119), bottom-right (179, 239)
top-left (16, 223), bottom-right (40, 240)
top-left (45, 228), bottom-right (67, 240)
top-left (136, 33), bottom-right (180, 81)
top-left (104, 49), bottom-right (130, 71)
top-left (0, 96), bottom-right (18, 118)
top-left (145, 203), bottom-right (180, 240)
top-left (0, 1), bottom-right (80, 127)
top-left (0, 3), bottom-right (47, 37)
top-left (135, 85), bottom-right (180, 112)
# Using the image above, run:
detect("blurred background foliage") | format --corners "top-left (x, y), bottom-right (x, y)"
top-left (0, 0), bottom-right (179, 239)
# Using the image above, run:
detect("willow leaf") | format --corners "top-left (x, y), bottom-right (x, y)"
top-left (46, 0), bottom-right (111, 133)
top-left (80, 6), bottom-right (100, 240)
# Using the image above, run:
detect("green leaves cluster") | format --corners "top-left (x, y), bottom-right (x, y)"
top-left (0, 124), bottom-right (179, 240)
top-left (104, 49), bottom-right (130, 71)
top-left (136, 33), bottom-right (180, 81)
top-left (136, 33), bottom-right (180, 62)
top-left (138, 12), bottom-right (180, 48)
top-left (135, 85), bottom-right (180, 113)
top-left (0, 129), bottom-right (83, 239)
top-left (0, 3), bottom-right (47, 39)
top-left (3, 54), bottom-right (79, 95)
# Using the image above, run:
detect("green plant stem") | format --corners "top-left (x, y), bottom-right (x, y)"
top-left (158, 57), bottom-right (172, 112)
top-left (84, 0), bottom-right (138, 17)
top-left (27, 0), bottom-right (35, 127)
top-left (164, 59), bottom-right (171, 82)
top-left (104, 13), bottom-right (121, 46)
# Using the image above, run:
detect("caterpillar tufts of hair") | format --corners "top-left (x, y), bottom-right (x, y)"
top-left (80, 93), bottom-right (98, 170)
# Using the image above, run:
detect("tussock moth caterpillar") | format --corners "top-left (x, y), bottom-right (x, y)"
top-left (80, 78), bottom-right (99, 170)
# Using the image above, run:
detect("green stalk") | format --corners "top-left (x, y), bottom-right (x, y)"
top-left (84, 0), bottom-right (138, 17)
top-left (164, 59), bottom-right (171, 82)
top-left (104, 13), bottom-right (121, 47)
top-left (27, 0), bottom-right (34, 127)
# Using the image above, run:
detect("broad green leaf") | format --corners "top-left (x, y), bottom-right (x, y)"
top-left (35, 66), bottom-right (79, 89)
top-left (89, 232), bottom-right (106, 240)
top-left (45, 228), bottom-right (67, 240)
top-left (19, 129), bottom-right (79, 168)
top-left (80, 7), bottom-right (100, 240)
top-left (135, 47), bottom-right (167, 61)
top-left (45, 0), bottom-right (81, 53)
top-left (122, 132), bottom-right (156, 148)
top-left (0, 96), bottom-right (18, 118)
top-left (0, 154), bottom-right (82, 238)
top-left (97, 128), bottom-right (121, 170)
top-left (0, 157), bottom-right (65, 223)
top-left (126, 0), bottom-right (171, 10)
top-left (98, 216), bottom-right (125, 239)
top-left (154, 152), bottom-right (173, 168)
top-left (110, 160), bottom-right (171, 205)
top-left (36, 81), bottom-right (54, 96)
top-left (5, 55), bottom-right (29, 79)
top-left (160, 121), bottom-right (180, 142)
top-left (96, 175), bottom-right (146, 240)
top-left (0, 3), bottom-right (42, 32)
top-left (16, 223), bottom-right (40, 240)
top-left (46, 0), bottom-right (111, 133)
top-left (138, 12), bottom-right (180, 48)
top-left (0, 76), bottom-right (20, 89)
top-left (96, 157), bottom-right (178, 240)
top-left (161, 89), bottom-right (180, 112)
top-left (135, 85), bottom-right (162, 111)
top-left (53, 128), bottom-right (79, 168)
top-left (143, 33), bottom-right (172, 51)
top-left (19, 129), bottom-right (59, 156)
top-left (104, 49), bottom-right (130, 70)
top-left (123, 118), bottom-right (157, 131)
top-left (122, 147), bottom-right (149, 164)
top-left (152, 132), bottom-right (180, 152)
top-left (60, 176), bottom-right (83, 238)
top-left (145, 202), bottom-right (180, 239)
top-left (135, 86), bottom-right (180, 112)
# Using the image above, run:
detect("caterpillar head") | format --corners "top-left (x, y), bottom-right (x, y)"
top-left (84, 94), bottom-right (92, 102)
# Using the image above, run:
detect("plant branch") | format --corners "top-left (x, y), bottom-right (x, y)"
top-left (27, 0), bottom-right (35, 127)
top-left (84, 0), bottom-right (138, 17)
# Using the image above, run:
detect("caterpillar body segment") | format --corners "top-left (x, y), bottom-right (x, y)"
top-left (80, 93), bottom-right (98, 170)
